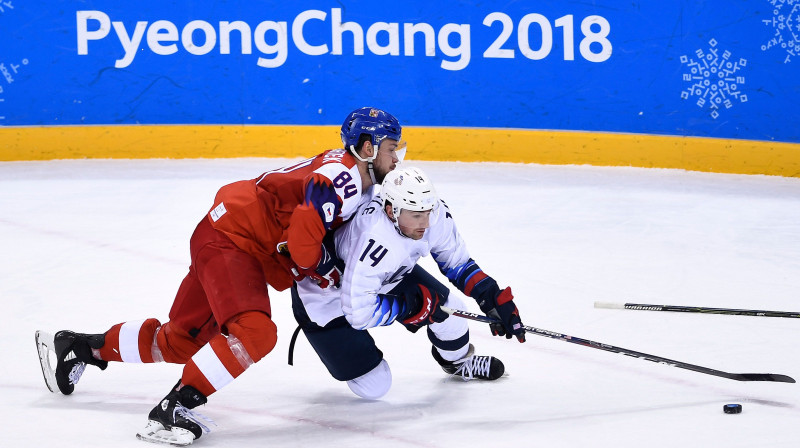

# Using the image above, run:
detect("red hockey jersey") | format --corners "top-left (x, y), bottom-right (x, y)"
top-left (207, 149), bottom-right (367, 291)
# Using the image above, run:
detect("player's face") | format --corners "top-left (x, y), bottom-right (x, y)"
top-left (372, 139), bottom-right (400, 183)
top-left (397, 209), bottom-right (432, 240)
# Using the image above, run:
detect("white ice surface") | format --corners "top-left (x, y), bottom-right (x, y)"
top-left (2, 158), bottom-right (799, 447)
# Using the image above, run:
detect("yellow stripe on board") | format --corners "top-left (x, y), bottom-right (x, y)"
top-left (406, 127), bottom-right (800, 177)
top-left (0, 125), bottom-right (339, 160)
top-left (2, 125), bottom-right (799, 177)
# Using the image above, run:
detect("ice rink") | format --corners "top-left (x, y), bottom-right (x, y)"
top-left (2, 158), bottom-right (799, 447)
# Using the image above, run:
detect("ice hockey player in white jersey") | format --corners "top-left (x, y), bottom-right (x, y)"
top-left (292, 166), bottom-right (525, 399)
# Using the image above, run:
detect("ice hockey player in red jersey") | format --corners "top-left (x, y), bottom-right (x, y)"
top-left (34, 107), bottom-right (402, 446)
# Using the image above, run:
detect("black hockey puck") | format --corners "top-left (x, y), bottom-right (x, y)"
top-left (723, 404), bottom-right (742, 414)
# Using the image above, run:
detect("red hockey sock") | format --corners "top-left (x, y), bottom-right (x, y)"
top-left (96, 318), bottom-right (163, 363)
top-left (181, 311), bottom-right (277, 396)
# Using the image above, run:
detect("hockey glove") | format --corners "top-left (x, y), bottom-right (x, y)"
top-left (481, 287), bottom-right (525, 342)
top-left (400, 284), bottom-right (450, 328)
top-left (278, 241), bottom-right (341, 289)
top-left (309, 242), bottom-right (342, 289)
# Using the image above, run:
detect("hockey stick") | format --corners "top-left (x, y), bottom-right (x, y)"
top-left (441, 306), bottom-right (795, 383)
top-left (594, 301), bottom-right (800, 319)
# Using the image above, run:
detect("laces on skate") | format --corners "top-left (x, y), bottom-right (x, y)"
top-left (174, 403), bottom-right (215, 435)
top-left (68, 362), bottom-right (87, 385)
top-left (453, 355), bottom-right (493, 381)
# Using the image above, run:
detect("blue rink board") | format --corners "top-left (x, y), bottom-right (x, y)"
top-left (1, 1), bottom-right (799, 143)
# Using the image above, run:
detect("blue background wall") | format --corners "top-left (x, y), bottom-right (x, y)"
top-left (2, 1), bottom-right (799, 143)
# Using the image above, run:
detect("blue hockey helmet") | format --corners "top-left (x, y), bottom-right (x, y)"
top-left (340, 107), bottom-right (402, 157)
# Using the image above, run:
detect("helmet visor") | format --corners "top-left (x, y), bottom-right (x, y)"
top-left (395, 140), bottom-right (407, 163)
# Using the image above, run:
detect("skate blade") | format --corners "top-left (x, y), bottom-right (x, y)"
top-left (136, 421), bottom-right (196, 447)
top-left (35, 330), bottom-right (58, 393)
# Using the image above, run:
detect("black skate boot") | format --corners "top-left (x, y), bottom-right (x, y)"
top-left (136, 381), bottom-right (213, 446)
top-left (53, 330), bottom-right (108, 395)
top-left (432, 343), bottom-right (505, 381)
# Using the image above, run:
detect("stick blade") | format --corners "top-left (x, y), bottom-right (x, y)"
top-left (733, 373), bottom-right (795, 383)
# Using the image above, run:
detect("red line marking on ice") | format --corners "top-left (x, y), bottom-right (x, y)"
top-left (0, 218), bottom-right (184, 266)
top-left (15, 383), bottom-right (440, 447)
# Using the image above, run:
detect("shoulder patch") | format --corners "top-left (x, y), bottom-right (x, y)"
top-left (210, 203), bottom-right (227, 222)
top-left (322, 202), bottom-right (336, 223)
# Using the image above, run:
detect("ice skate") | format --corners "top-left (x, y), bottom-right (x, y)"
top-left (136, 382), bottom-right (213, 447)
top-left (35, 330), bottom-right (108, 394)
top-left (432, 343), bottom-right (505, 381)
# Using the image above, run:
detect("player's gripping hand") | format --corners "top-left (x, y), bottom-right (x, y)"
top-left (305, 244), bottom-right (341, 289)
top-left (279, 242), bottom-right (341, 289)
top-left (481, 287), bottom-right (525, 342)
top-left (401, 284), bottom-right (450, 327)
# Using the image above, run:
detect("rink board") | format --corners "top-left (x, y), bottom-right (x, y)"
top-left (1, 1), bottom-right (799, 175)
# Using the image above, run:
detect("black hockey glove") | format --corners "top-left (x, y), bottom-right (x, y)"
top-left (400, 283), bottom-right (450, 328)
top-left (480, 287), bottom-right (525, 342)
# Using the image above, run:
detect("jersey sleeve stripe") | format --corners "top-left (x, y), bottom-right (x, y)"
top-left (462, 271), bottom-right (489, 297)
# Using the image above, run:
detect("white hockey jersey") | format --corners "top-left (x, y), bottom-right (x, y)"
top-left (295, 195), bottom-right (473, 329)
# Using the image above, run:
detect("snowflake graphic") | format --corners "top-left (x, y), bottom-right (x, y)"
top-left (0, 1), bottom-right (16, 14)
top-left (761, 0), bottom-right (800, 63)
top-left (680, 39), bottom-right (748, 120)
